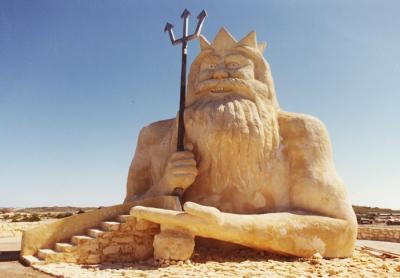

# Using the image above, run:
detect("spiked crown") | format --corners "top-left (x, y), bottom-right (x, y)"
top-left (199, 27), bottom-right (267, 53)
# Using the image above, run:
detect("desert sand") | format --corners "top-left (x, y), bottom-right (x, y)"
top-left (1, 219), bottom-right (400, 277)
top-left (31, 246), bottom-right (400, 278)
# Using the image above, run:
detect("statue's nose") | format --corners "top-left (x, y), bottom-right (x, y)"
top-left (213, 69), bottom-right (229, 79)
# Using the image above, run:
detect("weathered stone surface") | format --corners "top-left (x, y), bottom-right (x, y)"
top-left (55, 243), bottom-right (76, 253)
top-left (32, 248), bottom-right (400, 278)
top-left (134, 241), bottom-right (153, 259)
top-left (358, 226), bottom-right (400, 242)
top-left (72, 235), bottom-right (95, 245)
top-left (86, 254), bottom-right (101, 264)
top-left (112, 236), bottom-right (134, 244)
top-left (88, 229), bottom-right (105, 238)
top-left (153, 228), bottom-right (195, 261)
top-left (101, 221), bottom-right (120, 232)
top-left (126, 27), bottom-right (357, 258)
top-left (102, 244), bottom-right (120, 255)
top-left (28, 215), bottom-right (159, 264)
top-left (135, 219), bottom-right (157, 231)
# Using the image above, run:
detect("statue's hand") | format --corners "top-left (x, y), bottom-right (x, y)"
top-left (162, 144), bottom-right (198, 194)
top-left (131, 202), bottom-right (224, 234)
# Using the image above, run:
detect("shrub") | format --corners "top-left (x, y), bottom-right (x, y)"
top-left (11, 213), bottom-right (23, 222)
top-left (23, 213), bottom-right (41, 222)
top-left (54, 212), bottom-right (73, 219)
top-left (11, 213), bottom-right (41, 222)
top-left (76, 209), bottom-right (85, 214)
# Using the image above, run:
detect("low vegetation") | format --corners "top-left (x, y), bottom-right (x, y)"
top-left (0, 207), bottom-right (95, 223)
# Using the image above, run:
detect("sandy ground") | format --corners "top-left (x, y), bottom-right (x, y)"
top-left (32, 247), bottom-right (400, 278)
top-left (0, 261), bottom-right (53, 278)
top-left (1, 221), bottom-right (400, 277)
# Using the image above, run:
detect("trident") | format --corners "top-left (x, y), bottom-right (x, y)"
top-left (164, 9), bottom-right (207, 200)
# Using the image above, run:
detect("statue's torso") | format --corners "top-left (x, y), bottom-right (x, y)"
top-left (138, 111), bottom-right (323, 215)
top-left (146, 118), bottom-right (294, 214)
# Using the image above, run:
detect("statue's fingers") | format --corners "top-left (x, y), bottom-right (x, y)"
top-left (183, 202), bottom-right (223, 225)
top-left (171, 159), bottom-right (197, 168)
top-left (130, 206), bottom-right (194, 227)
top-left (171, 167), bottom-right (198, 175)
top-left (170, 151), bottom-right (195, 161)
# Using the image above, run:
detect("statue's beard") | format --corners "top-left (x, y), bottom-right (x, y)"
top-left (184, 89), bottom-right (280, 202)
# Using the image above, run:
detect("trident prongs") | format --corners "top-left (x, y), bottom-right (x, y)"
top-left (164, 9), bottom-right (208, 46)
top-left (188, 10), bottom-right (208, 40)
top-left (164, 22), bottom-right (182, 46)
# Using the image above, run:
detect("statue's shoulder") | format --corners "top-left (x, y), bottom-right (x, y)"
top-left (278, 111), bottom-right (329, 144)
top-left (138, 118), bottom-right (175, 145)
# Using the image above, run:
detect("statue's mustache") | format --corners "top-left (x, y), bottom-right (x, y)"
top-left (194, 78), bottom-right (255, 100)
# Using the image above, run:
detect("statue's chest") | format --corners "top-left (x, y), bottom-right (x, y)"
top-left (184, 167), bottom-right (290, 214)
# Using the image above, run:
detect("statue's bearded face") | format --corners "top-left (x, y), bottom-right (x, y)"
top-left (185, 49), bottom-right (276, 138)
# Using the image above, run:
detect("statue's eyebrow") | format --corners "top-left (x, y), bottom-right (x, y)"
top-left (201, 55), bottom-right (221, 64)
top-left (224, 54), bottom-right (248, 63)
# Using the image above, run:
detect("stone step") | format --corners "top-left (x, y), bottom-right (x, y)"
top-left (71, 235), bottom-right (95, 245)
top-left (55, 242), bottom-right (76, 252)
top-left (88, 228), bottom-right (105, 238)
top-left (117, 214), bottom-right (136, 223)
top-left (101, 221), bottom-right (121, 232)
top-left (20, 255), bottom-right (44, 266)
top-left (37, 249), bottom-right (58, 260)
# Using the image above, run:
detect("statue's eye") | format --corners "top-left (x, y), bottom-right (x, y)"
top-left (227, 62), bottom-right (240, 69)
top-left (207, 64), bottom-right (217, 69)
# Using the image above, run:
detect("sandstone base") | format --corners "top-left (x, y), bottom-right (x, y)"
top-left (153, 228), bottom-right (195, 261)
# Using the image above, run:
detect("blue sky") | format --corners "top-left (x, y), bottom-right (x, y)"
top-left (1, 1), bottom-right (399, 209)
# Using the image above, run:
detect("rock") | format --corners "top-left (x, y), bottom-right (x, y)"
top-left (86, 254), bottom-right (101, 264)
top-left (102, 245), bottom-right (120, 255)
top-left (153, 229), bottom-right (195, 261)
top-left (112, 236), bottom-right (134, 244)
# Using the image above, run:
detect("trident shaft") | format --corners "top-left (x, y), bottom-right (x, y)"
top-left (164, 9), bottom-right (207, 202)
top-left (164, 9), bottom-right (207, 152)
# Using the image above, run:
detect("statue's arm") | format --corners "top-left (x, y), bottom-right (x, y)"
top-left (280, 112), bottom-right (356, 223)
top-left (245, 112), bottom-right (357, 257)
top-left (244, 113), bottom-right (357, 257)
top-left (252, 112), bottom-right (357, 256)
top-left (133, 203), bottom-right (355, 257)
top-left (124, 124), bottom-right (178, 202)
top-left (125, 119), bottom-right (197, 202)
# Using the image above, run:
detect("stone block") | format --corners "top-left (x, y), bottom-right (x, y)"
top-left (72, 235), bottom-right (95, 245)
top-left (85, 254), bottom-right (101, 264)
top-left (120, 245), bottom-right (133, 254)
top-left (135, 219), bottom-right (158, 231)
top-left (55, 242), bottom-right (76, 253)
top-left (101, 221), bottom-right (121, 232)
top-left (117, 215), bottom-right (136, 223)
top-left (134, 242), bottom-right (153, 260)
top-left (103, 244), bottom-right (120, 255)
top-left (153, 229), bottom-right (195, 261)
top-left (88, 228), bottom-right (105, 238)
top-left (112, 236), bottom-right (134, 244)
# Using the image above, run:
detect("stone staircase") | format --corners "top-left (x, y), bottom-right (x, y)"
top-left (22, 213), bottom-right (160, 265)
top-left (20, 197), bottom-right (181, 266)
